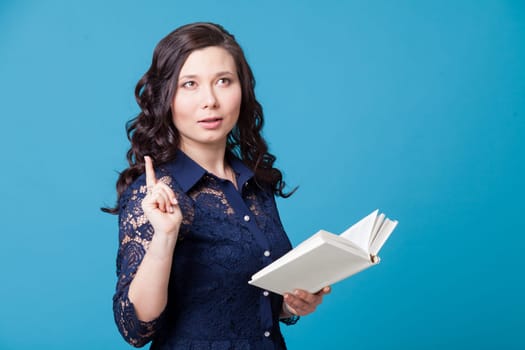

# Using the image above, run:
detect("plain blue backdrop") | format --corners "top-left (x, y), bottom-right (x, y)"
top-left (0, 0), bottom-right (523, 349)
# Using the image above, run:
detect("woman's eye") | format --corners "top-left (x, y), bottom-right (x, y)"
top-left (217, 78), bottom-right (230, 86)
top-left (182, 81), bottom-right (196, 88)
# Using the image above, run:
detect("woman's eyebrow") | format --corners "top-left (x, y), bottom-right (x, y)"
top-left (178, 71), bottom-right (235, 81)
top-left (214, 71), bottom-right (235, 76)
top-left (178, 74), bottom-right (198, 81)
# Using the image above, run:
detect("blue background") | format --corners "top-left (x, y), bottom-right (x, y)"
top-left (1, 0), bottom-right (523, 349)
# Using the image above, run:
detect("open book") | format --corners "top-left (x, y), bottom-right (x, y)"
top-left (248, 210), bottom-right (398, 295)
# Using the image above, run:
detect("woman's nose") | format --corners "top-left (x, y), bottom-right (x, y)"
top-left (202, 86), bottom-right (218, 109)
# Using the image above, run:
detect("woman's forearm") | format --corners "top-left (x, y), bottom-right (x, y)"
top-left (128, 229), bottom-right (179, 322)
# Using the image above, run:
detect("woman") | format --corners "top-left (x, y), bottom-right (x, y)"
top-left (105, 22), bottom-right (330, 349)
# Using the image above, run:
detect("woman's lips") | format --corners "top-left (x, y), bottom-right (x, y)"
top-left (198, 117), bottom-right (223, 129)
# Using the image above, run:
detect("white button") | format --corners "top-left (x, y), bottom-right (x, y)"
top-left (243, 215), bottom-right (250, 222)
top-left (264, 331), bottom-right (271, 337)
top-left (263, 291), bottom-right (269, 296)
top-left (263, 250), bottom-right (270, 257)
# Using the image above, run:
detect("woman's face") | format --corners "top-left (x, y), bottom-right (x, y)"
top-left (171, 46), bottom-right (242, 152)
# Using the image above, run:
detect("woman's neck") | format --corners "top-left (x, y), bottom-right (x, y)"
top-left (179, 141), bottom-right (229, 178)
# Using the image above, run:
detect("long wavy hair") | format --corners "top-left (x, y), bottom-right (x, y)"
top-left (103, 22), bottom-right (293, 214)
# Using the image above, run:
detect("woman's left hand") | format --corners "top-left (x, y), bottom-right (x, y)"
top-left (282, 286), bottom-right (331, 317)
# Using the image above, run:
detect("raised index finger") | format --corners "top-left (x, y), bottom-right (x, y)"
top-left (144, 156), bottom-right (157, 187)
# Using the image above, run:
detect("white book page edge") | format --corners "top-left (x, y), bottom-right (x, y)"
top-left (369, 219), bottom-right (398, 256)
top-left (370, 213), bottom-right (385, 244)
top-left (369, 213), bottom-right (386, 251)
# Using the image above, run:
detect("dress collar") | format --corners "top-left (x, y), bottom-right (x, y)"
top-left (163, 149), bottom-right (254, 193)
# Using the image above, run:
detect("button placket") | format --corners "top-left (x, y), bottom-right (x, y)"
top-left (231, 183), bottom-right (275, 339)
top-left (212, 168), bottom-right (276, 342)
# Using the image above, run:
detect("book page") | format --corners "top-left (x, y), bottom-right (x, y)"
top-left (370, 213), bottom-right (385, 242)
top-left (340, 210), bottom-right (378, 253)
top-left (368, 213), bottom-right (385, 250)
top-left (369, 219), bottom-right (398, 256)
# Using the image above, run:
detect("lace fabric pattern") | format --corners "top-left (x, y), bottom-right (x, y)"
top-left (113, 152), bottom-right (295, 349)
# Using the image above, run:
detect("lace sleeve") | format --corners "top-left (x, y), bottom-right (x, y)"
top-left (112, 181), bottom-right (162, 347)
top-left (112, 175), bottom-right (194, 347)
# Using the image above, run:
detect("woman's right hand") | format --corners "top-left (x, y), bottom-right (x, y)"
top-left (141, 156), bottom-right (183, 236)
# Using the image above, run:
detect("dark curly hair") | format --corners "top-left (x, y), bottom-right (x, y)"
top-left (103, 22), bottom-right (293, 214)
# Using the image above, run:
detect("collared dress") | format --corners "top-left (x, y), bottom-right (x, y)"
top-left (113, 150), bottom-right (297, 349)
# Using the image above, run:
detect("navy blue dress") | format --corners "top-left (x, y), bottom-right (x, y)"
top-left (113, 151), bottom-right (296, 349)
